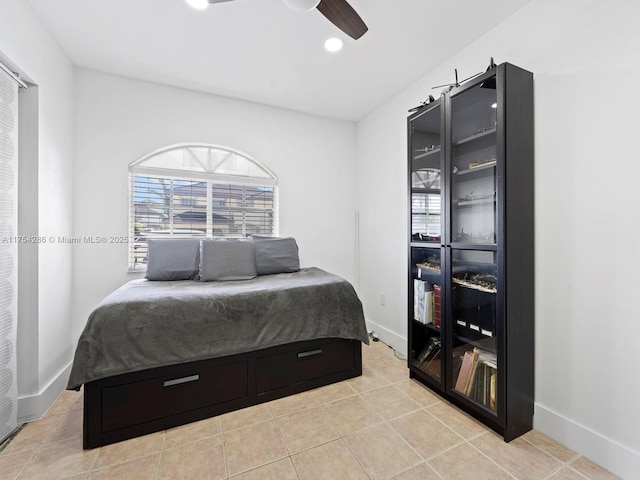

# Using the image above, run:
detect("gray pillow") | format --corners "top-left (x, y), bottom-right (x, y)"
top-left (145, 238), bottom-right (201, 281)
top-left (199, 239), bottom-right (257, 281)
top-left (253, 236), bottom-right (300, 275)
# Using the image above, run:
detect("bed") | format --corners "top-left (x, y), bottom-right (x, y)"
top-left (67, 265), bottom-right (368, 449)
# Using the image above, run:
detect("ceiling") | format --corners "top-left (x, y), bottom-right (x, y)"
top-left (25, 0), bottom-right (532, 121)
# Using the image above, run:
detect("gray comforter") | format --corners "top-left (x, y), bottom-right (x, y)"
top-left (67, 267), bottom-right (368, 389)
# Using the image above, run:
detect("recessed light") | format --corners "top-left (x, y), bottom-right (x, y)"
top-left (324, 37), bottom-right (344, 53)
top-left (186, 0), bottom-right (209, 10)
top-left (491, 103), bottom-right (497, 109)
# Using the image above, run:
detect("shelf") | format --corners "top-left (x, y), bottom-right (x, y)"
top-left (411, 188), bottom-right (441, 194)
top-left (412, 319), bottom-right (441, 333)
top-left (410, 360), bottom-right (441, 379)
top-left (449, 242), bottom-right (497, 250)
top-left (454, 127), bottom-right (496, 146)
top-left (452, 278), bottom-right (497, 293)
top-left (413, 148), bottom-right (441, 160)
top-left (454, 333), bottom-right (497, 354)
top-left (410, 238), bottom-right (441, 246)
top-left (416, 264), bottom-right (441, 273)
top-left (456, 161), bottom-right (496, 176)
top-left (454, 197), bottom-right (495, 207)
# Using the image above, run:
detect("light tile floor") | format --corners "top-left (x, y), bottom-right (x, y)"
top-left (0, 341), bottom-right (620, 480)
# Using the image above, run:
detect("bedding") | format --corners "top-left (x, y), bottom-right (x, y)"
top-left (67, 267), bottom-right (368, 390)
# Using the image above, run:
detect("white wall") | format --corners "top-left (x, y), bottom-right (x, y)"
top-left (0, 0), bottom-right (75, 419)
top-left (356, 0), bottom-right (640, 477)
top-left (72, 69), bottom-right (358, 341)
top-left (4, 0), bottom-right (638, 475)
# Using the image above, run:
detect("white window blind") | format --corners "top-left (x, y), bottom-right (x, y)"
top-left (412, 192), bottom-right (441, 237)
top-left (129, 145), bottom-right (278, 271)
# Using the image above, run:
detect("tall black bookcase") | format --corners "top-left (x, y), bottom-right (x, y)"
top-left (408, 62), bottom-right (533, 442)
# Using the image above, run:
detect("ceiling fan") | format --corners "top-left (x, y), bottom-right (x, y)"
top-left (206, 0), bottom-right (368, 40)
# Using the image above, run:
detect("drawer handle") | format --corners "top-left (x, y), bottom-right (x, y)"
top-left (163, 374), bottom-right (200, 387)
top-left (297, 349), bottom-right (323, 358)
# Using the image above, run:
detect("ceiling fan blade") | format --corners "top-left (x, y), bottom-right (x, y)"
top-left (316, 0), bottom-right (368, 40)
top-left (208, 0), bottom-right (235, 4)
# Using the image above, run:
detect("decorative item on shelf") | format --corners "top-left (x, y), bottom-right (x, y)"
top-left (452, 229), bottom-right (495, 244)
top-left (416, 254), bottom-right (441, 271)
top-left (453, 191), bottom-right (496, 204)
top-left (408, 95), bottom-right (435, 113)
top-left (481, 57), bottom-right (497, 89)
top-left (453, 272), bottom-right (497, 293)
top-left (431, 68), bottom-right (482, 96)
top-left (414, 144), bottom-right (440, 154)
top-left (453, 228), bottom-right (471, 242)
top-left (413, 233), bottom-right (441, 242)
top-left (472, 127), bottom-right (495, 136)
top-left (468, 155), bottom-right (497, 169)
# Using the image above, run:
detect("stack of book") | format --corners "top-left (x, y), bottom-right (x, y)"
top-left (413, 280), bottom-right (441, 329)
top-left (414, 337), bottom-right (441, 377)
top-left (453, 348), bottom-right (497, 411)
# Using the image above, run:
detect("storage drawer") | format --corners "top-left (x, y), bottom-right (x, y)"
top-left (102, 360), bottom-right (248, 432)
top-left (256, 340), bottom-right (355, 393)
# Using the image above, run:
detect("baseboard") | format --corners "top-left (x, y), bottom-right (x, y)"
top-left (535, 403), bottom-right (640, 480)
top-left (365, 318), bottom-right (407, 358)
top-left (17, 362), bottom-right (72, 423)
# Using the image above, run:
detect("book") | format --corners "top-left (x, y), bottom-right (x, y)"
top-left (462, 350), bottom-right (497, 409)
top-left (433, 284), bottom-right (441, 330)
top-left (425, 349), bottom-right (441, 377)
top-left (413, 279), bottom-right (423, 322)
top-left (414, 280), bottom-right (434, 325)
top-left (423, 290), bottom-right (433, 324)
top-left (416, 337), bottom-right (441, 364)
top-left (463, 348), bottom-right (479, 395)
top-left (454, 350), bottom-right (474, 392)
top-left (489, 372), bottom-right (497, 410)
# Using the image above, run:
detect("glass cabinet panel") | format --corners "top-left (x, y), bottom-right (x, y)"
top-left (410, 247), bottom-right (443, 381)
top-left (450, 81), bottom-right (497, 245)
top-left (450, 249), bottom-right (497, 412)
top-left (410, 103), bottom-right (442, 243)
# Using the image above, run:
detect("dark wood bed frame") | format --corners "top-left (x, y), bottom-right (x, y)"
top-left (83, 337), bottom-right (362, 449)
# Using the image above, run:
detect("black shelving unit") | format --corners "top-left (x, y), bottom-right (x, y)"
top-left (408, 62), bottom-right (534, 442)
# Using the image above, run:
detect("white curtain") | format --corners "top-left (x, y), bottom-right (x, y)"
top-left (0, 67), bottom-right (19, 442)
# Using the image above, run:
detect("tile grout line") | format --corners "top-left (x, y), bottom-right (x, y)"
top-left (564, 457), bottom-right (608, 480)
top-left (520, 434), bottom-right (582, 467)
top-left (11, 448), bottom-right (38, 480)
top-left (155, 431), bottom-right (167, 480)
top-left (221, 426), bottom-right (230, 480)
top-left (339, 436), bottom-right (374, 480)
top-left (466, 440), bottom-right (520, 480)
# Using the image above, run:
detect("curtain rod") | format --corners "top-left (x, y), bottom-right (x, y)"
top-left (0, 61), bottom-right (28, 89)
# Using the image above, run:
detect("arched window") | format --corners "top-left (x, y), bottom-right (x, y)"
top-left (129, 144), bottom-right (278, 270)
